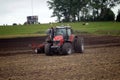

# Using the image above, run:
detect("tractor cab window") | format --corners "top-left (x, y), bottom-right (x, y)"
top-left (54, 28), bottom-right (72, 36)
top-left (46, 29), bottom-right (51, 35)
top-left (67, 29), bottom-right (72, 36)
top-left (54, 28), bottom-right (66, 36)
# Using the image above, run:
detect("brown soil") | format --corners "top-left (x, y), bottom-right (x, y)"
top-left (0, 34), bottom-right (120, 80)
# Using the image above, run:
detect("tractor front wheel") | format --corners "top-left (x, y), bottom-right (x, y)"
top-left (62, 43), bottom-right (73, 55)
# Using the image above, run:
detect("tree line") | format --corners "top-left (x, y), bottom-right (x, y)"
top-left (47, 0), bottom-right (120, 22)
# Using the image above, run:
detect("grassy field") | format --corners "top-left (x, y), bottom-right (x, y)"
top-left (0, 22), bottom-right (120, 38)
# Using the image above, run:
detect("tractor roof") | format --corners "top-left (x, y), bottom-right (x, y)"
top-left (55, 26), bottom-right (71, 29)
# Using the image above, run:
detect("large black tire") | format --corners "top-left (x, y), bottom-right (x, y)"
top-left (44, 43), bottom-right (52, 56)
top-left (62, 43), bottom-right (73, 55)
top-left (74, 37), bottom-right (84, 53)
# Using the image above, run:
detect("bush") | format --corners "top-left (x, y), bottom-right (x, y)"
top-left (13, 23), bottom-right (17, 26)
top-left (99, 8), bottom-right (115, 21)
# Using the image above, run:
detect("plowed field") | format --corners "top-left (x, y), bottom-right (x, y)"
top-left (0, 35), bottom-right (120, 80)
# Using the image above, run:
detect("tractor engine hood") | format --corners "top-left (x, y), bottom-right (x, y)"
top-left (53, 35), bottom-right (64, 41)
top-left (53, 35), bottom-right (64, 46)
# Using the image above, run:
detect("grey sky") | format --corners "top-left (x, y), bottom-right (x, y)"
top-left (0, 0), bottom-right (56, 25)
top-left (0, 0), bottom-right (119, 25)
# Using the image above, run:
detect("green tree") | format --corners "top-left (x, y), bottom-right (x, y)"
top-left (47, 0), bottom-right (63, 22)
top-left (99, 8), bottom-right (115, 21)
top-left (89, 0), bottom-right (120, 21)
top-left (47, 0), bottom-right (89, 22)
top-left (47, 0), bottom-right (120, 22)
top-left (116, 10), bottom-right (120, 22)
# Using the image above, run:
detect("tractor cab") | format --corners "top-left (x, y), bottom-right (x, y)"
top-left (46, 26), bottom-right (73, 41)
top-left (54, 26), bottom-right (72, 36)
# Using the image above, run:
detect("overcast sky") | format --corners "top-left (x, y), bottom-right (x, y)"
top-left (0, 0), bottom-right (56, 25)
top-left (0, 0), bottom-right (120, 25)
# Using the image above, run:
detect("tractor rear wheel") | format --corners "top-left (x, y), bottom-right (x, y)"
top-left (62, 43), bottom-right (73, 55)
top-left (74, 37), bottom-right (84, 53)
top-left (45, 43), bottom-right (52, 56)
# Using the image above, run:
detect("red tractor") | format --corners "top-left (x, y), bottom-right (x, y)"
top-left (32, 26), bottom-right (84, 55)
